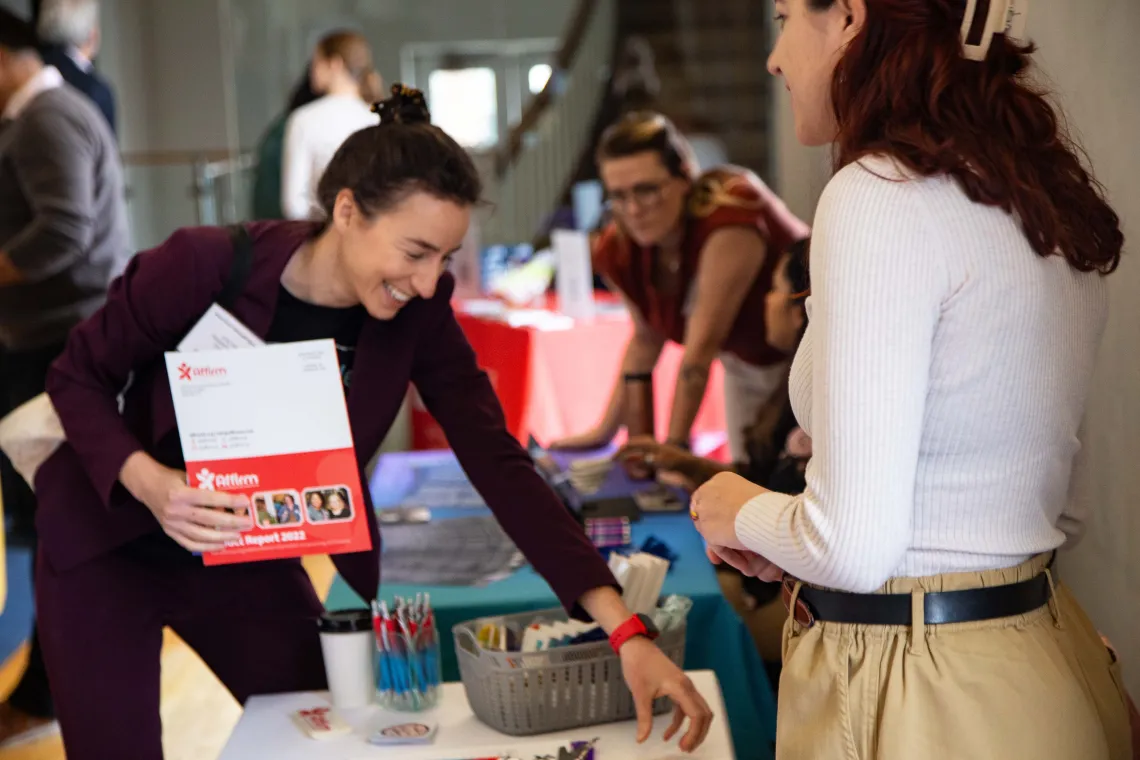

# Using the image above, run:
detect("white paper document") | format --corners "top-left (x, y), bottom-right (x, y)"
top-left (164, 338), bottom-right (369, 564)
top-left (178, 303), bottom-right (265, 353)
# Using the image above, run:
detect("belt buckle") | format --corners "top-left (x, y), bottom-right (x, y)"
top-left (781, 577), bottom-right (815, 628)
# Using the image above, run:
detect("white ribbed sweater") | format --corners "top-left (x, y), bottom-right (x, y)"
top-left (735, 156), bottom-right (1108, 593)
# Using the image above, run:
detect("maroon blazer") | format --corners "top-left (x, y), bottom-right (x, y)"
top-left (40, 220), bottom-right (616, 608)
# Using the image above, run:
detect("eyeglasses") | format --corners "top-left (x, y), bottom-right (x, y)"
top-left (604, 180), bottom-right (669, 212)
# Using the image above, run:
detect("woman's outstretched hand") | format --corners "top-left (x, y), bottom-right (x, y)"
top-left (619, 636), bottom-right (714, 752)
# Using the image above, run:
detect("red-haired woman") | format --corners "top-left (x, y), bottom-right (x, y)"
top-left (687, 1), bottom-right (1131, 757)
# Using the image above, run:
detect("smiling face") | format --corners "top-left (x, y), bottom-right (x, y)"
top-left (327, 492), bottom-right (348, 515)
top-left (331, 189), bottom-right (471, 319)
top-left (767, 0), bottom-right (861, 146)
top-left (599, 151), bottom-right (690, 247)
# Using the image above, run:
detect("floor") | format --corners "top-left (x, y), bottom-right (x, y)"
top-left (0, 554), bottom-right (337, 760)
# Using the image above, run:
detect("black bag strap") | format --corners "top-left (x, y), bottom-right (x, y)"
top-left (218, 224), bottom-right (255, 312)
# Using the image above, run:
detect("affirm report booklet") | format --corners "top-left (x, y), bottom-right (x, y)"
top-left (164, 339), bottom-right (370, 565)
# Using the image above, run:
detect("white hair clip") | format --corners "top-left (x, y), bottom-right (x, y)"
top-left (960, 0), bottom-right (1029, 61)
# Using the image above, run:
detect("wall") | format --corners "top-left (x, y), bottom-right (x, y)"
top-left (0, 0), bottom-right (30, 18)
top-left (765, 5), bottom-right (830, 222)
top-left (766, 0), bottom-right (1140, 696)
top-left (87, 0), bottom-right (576, 249)
top-left (1029, 1), bottom-right (1140, 698)
top-left (226, 0), bottom-right (577, 149)
top-left (95, 0), bottom-right (233, 248)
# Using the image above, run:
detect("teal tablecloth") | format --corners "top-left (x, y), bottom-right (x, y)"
top-left (325, 451), bottom-right (777, 760)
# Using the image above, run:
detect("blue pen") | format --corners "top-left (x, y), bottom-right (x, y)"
top-left (371, 600), bottom-right (388, 693)
top-left (380, 634), bottom-right (394, 693)
top-left (397, 611), bottom-right (420, 708)
top-left (376, 601), bottom-right (389, 694)
top-left (399, 638), bottom-right (412, 697)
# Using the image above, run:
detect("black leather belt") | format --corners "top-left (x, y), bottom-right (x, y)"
top-left (781, 573), bottom-right (1052, 628)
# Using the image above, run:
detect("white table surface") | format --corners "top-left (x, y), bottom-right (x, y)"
top-left (218, 670), bottom-right (735, 760)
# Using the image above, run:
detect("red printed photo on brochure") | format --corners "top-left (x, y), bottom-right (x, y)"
top-left (164, 339), bottom-right (370, 565)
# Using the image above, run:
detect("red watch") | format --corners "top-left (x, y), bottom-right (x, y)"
top-left (609, 613), bottom-right (660, 654)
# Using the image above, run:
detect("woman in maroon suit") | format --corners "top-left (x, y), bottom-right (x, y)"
top-left (34, 86), bottom-right (712, 758)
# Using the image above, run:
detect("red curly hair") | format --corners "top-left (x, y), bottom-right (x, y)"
top-left (815, 0), bottom-right (1122, 274)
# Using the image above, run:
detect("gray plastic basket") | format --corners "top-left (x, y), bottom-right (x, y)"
top-left (453, 607), bottom-right (686, 736)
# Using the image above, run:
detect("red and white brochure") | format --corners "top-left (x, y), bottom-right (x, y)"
top-left (164, 338), bottom-right (370, 565)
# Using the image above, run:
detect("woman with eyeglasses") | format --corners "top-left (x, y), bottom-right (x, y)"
top-left (550, 112), bottom-right (810, 464)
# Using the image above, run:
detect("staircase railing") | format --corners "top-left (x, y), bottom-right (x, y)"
top-left (121, 150), bottom-right (255, 250)
top-left (481, 0), bottom-right (617, 246)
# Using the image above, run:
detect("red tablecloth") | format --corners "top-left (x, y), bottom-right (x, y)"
top-left (411, 304), bottom-right (727, 456)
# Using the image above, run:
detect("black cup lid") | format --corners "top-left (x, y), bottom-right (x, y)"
top-left (319, 608), bottom-right (372, 633)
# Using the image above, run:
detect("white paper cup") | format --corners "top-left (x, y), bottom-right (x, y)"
top-left (319, 609), bottom-right (374, 709)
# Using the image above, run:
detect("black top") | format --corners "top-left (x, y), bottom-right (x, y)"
top-left (266, 285), bottom-right (368, 390)
top-left (135, 286), bottom-right (368, 561)
top-left (744, 401), bottom-right (806, 495)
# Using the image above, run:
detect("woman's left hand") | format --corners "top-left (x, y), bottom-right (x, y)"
top-left (620, 636), bottom-right (713, 751)
top-left (690, 471), bottom-right (768, 550)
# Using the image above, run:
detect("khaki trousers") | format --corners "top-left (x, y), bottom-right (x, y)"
top-left (777, 554), bottom-right (1132, 760)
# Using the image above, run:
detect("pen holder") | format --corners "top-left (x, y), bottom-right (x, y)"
top-left (375, 620), bottom-right (441, 712)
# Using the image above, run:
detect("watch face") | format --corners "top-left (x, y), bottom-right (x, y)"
top-left (637, 613), bottom-right (660, 637)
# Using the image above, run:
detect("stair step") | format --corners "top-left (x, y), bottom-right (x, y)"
top-left (658, 82), bottom-right (772, 108)
top-left (621, 2), bottom-right (771, 30)
top-left (641, 28), bottom-right (769, 54)
top-left (655, 62), bottom-right (771, 86)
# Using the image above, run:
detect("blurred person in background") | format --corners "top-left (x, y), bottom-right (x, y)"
top-left (610, 36), bottom-right (660, 113)
top-left (36, 0), bottom-right (115, 136)
top-left (551, 111), bottom-right (810, 463)
top-left (0, 7), bottom-right (128, 746)
top-left (251, 66), bottom-right (319, 219)
top-left (281, 30), bottom-right (383, 220)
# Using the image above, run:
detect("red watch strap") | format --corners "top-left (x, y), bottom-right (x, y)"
top-left (609, 615), bottom-right (656, 654)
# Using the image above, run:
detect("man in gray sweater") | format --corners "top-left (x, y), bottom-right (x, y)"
top-left (0, 8), bottom-right (128, 746)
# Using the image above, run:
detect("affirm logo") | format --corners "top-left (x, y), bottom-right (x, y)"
top-left (177, 362), bottom-right (228, 382)
top-left (195, 468), bottom-right (259, 491)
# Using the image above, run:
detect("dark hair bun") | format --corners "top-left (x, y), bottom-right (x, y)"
top-left (372, 84), bottom-right (431, 126)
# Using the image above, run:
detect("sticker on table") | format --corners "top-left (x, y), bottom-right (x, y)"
top-left (292, 706), bottom-right (350, 740)
top-left (368, 720), bottom-right (438, 745)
